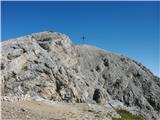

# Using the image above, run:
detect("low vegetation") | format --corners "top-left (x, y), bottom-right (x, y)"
top-left (112, 109), bottom-right (144, 120)
top-left (22, 65), bottom-right (28, 71)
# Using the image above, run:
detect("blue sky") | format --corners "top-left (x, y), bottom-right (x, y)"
top-left (1, 1), bottom-right (160, 76)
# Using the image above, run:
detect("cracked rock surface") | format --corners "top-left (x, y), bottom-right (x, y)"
top-left (1, 31), bottom-right (160, 120)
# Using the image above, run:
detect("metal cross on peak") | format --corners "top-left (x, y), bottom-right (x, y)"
top-left (81, 36), bottom-right (86, 44)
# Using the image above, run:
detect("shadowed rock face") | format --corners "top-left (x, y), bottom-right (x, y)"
top-left (1, 31), bottom-right (160, 120)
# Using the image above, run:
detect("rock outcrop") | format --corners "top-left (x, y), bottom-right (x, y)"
top-left (1, 31), bottom-right (160, 120)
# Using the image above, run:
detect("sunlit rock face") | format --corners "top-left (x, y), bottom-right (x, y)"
top-left (1, 31), bottom-right (160, 120)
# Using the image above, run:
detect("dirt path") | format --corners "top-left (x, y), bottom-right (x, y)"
top-left (1, 100), bottom-right (113, 120)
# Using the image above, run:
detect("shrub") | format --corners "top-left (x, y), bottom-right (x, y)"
top-left (22, 65), bottom-right (28, 71)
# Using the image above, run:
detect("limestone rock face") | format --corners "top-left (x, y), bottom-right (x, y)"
top-left (1, 31), bottom-right (160, 120)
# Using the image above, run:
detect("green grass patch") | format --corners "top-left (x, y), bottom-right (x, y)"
top-left (112, 109), bottom-right (144, 120)
top-left (106, 112), bottom-right (112, 117)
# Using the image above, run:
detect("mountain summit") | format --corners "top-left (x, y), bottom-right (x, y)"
top-left (1, 31), bottom-right (160, 120)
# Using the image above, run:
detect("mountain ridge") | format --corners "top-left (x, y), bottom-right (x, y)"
top-left (1, 31), bottom-right (160, 120)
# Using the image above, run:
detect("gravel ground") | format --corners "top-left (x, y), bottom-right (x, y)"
top-left (1, 100), bottom-right (116, 120)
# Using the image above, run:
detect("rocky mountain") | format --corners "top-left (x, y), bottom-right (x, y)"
top-left (1, 31), bottom-right (160, 120)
